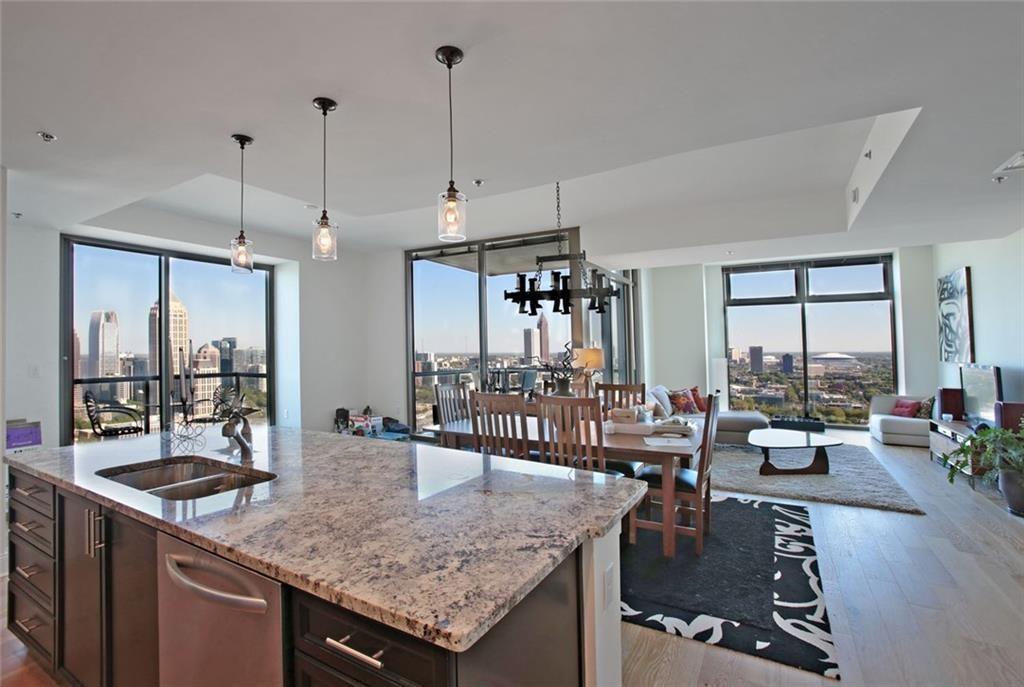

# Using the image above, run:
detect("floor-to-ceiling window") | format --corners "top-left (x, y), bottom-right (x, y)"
top-left (62, 238), bottom-right (273, 444)
top-left (723, 256), bottom-right (895, 426)
top-left (406, 229), bottom-right (641, 434)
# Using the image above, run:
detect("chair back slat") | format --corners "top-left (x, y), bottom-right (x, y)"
top-left (595, 383), bottom-right (646, 419)
top-left (469, 392), bottom-right (530, 459)
top-left (435, 382), bottom-right (470, 424)
top-left (83, 391), bottom-right (103, 433)
top-left (537, 395), bottom-right (606, 472)
top-left (696, 394), bottom-right (720, 489)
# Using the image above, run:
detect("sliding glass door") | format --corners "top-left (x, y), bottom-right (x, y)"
top-left (406, 230), bottom-right (642, 434)
top-left (62, 238), bottom-right (274, 444)
top-left (723, 256), bottom-right (895, 426)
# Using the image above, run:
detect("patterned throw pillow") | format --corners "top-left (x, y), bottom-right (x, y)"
top-left (917, 396), bottom-right (935, 419)
top-left (690, 386), bottom-right (707, 413)
top-left (669, 388), bottom-right (699, 415)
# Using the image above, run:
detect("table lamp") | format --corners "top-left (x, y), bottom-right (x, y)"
top-left (573, 347), bottom-right (605, 397)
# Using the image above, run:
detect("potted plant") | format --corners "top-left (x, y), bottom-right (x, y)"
top-left (537, 343), bottom-right (580, 396)
top-left (946, 417), bottom-right (1024, 516)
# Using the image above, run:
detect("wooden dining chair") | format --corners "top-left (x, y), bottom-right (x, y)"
top-left (630, 394), bottom-right (720, 555)
top-left (536, 395), bottom-right (607, 472)
top-left (434, 382), bottom-right (470, 448)
top-left (468, 391), bottom-right (531, 460)
top-left (595, 382), bottom-right (646, 419)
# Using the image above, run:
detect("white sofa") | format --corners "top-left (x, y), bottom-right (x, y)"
top-left (647, 385), bottom-right (769, 445)
top-left (868, 395), bottom-right (931, 447)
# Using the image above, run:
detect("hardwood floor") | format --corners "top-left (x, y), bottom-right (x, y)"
top-left (622, 430), bottom-right (1024, 687)
top-left (3, 432), bottom-right (1022, 686)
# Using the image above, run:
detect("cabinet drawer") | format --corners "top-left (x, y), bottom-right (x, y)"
top-left (8, 579), bottom-right (55, 662)
top-left (10, 534), bottom-right (56, 610)
top-left (10, 469), bottom-right (55, 518)
top-left (292, 591), bottom-right (451, 687)
top-left (929, 431), bottom-right (958, 459)
top-left (294, 652), bottom-right (374, 687)
top-left (9, 500), bottom-right (55, 556)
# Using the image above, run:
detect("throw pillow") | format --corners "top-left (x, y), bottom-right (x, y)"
top-left (891, 399), bottom-right (922, 418)
top-left (690, 386), bottom-right (707, 413)
top-left (647, 385), bottom-right (673, 417)
top-left (669, 388), bottom-right (699, 415)
top-left (917, 396), bottom-right (935, 419)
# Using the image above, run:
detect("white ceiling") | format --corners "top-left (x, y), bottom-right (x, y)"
top-left (3, 2), bottom-right (1022, 265)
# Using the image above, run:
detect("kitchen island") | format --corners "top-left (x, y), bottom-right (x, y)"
top-left (5, 427), bottom-right (645, 686)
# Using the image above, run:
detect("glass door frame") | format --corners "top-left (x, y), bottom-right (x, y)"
top-left (404, 228), bottom-right (643, 429)
top-left (59, 235), bottom-right (276, 445)
top-left (721, 254), bottom-right (896, 425)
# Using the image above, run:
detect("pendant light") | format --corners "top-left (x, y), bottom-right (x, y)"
top-left (230, 134), bottom-right (254, 274)
top-left (311, 97), bottom-right (339, 261)
top-left (435, 46), bottom-right (467, 242)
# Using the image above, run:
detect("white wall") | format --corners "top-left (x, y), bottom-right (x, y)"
top-left (640, 264), bottom-right (709, 391)
top-left (932, 229), bottom-right (1024, 400)
top-left (3, 223), bottom-right (61, 446)
top-left (893, 245), bottom-right (938, 396)
top-left (2, 167), bottom-right (9, 571)
top-left (361, 249), bottom-right (408, 422)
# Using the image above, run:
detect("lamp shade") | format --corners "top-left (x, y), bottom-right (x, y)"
top-left (573, 347), bottom-right (605, 370)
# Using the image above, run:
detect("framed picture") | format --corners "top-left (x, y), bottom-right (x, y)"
top-left (937, 266), bottom-right (974, 363)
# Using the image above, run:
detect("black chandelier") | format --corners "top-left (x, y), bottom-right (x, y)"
top-left (503, 182), bottom-right (619, 315)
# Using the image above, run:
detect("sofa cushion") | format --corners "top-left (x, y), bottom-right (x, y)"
top-left (647, 386), bottom-right (672, 417)
top-left (917, 396), bottom-right (935, 419)
top-left (870, 413), bottom-right (930, 436)
top-left (691, 387), bottom-right (707, 413)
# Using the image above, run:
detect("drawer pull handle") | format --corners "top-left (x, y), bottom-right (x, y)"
top-left (325, 634), bottom-right (385, 670)
top-left (14, 486), bottom-right (43, 498)
top-left (15, 564), bottom-right (41, 579)
top-left (13, 521), bottom-right (41, 533)
top-left (14, 617), bottom-right (42, 634)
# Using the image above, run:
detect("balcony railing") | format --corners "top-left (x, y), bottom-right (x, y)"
top-left (72, 371), bottom-right (269, 442)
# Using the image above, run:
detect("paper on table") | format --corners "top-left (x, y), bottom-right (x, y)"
top-left (643, 436), bottom-right (693, 447)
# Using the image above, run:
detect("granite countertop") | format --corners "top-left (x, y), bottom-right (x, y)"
top-left (4, 427), bottom-right (646, 652)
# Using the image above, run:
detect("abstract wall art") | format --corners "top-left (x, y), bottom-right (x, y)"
top-left (937, 266), bottom-right (974, 363)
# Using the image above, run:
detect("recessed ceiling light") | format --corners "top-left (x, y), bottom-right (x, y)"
top-left (993, 151), bottom-right (1024, 178)
top-left (726, 250), bottom-right (735, 255)
top-left (11, 212), bottom-right (23, 219)
top-left (303, 203), bottom-right (319, 210)
top-left (36, 130), bottom-right (57, 143)
top-left (473, 179), bottom-right (485, 187)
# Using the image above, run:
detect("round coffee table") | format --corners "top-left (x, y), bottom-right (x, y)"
top-left (747, 428), bottom-right (843, 475)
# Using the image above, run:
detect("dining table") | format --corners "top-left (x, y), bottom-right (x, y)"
top-left (425, 416), bottom-right (702, 558)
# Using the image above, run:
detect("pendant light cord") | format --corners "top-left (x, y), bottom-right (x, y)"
top-left (448, 65), bottom-right (454, 185)
top-left (239, 141), bottom-right (245, 234)
top-left (322, 109), bottom-right (328, 210)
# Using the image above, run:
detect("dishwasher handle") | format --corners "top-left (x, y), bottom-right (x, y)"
top-left (165, 553), bottom-right (269, 614)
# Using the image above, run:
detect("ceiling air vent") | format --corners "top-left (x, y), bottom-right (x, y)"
top-left (992, 150), bottom-right (1024, 183)
top-left (851, 187), bottom-right (859, 204)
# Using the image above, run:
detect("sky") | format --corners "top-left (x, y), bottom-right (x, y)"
top-left (412, 260), bottom-right (572, 355)
top-left (726, 263), bottom-right (893, 352)
top-left (73, 244), bottom-right (268, 357)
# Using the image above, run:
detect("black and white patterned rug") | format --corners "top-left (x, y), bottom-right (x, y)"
top-left (621, 496), bottom-right (840, 679)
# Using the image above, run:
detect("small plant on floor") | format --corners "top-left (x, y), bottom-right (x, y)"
top-left (945, 417), bottom-right (1024, 516)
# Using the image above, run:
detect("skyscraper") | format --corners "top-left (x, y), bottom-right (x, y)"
top-left (88, 311), bottom-right (120, 378)
top-left (749, 346), bottom-right (764, 374)
top-left (193, 343), bottom-right (221, 409)
top-left (537, 312), bottom-right (550, 361)
top-left (149, 292), bottom-right (189, 376)
top-left (781, 353), bottom-right (795, 374)
top-left (214, 337), bottom-right (237, 373)
top-left (523, 327), bottom-right (541, 362)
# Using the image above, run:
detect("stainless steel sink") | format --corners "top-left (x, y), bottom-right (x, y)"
top-left (96, 457), bottom-right (276, 500)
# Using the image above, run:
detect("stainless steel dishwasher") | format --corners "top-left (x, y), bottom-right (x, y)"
top-left (157, 533), bottom-right (283, 687)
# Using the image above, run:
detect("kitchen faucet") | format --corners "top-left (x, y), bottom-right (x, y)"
top-left (221, 413), bottom-right (253, 464)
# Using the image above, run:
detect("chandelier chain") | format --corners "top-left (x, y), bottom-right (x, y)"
top-left (322, 109), bottom-right (327, 210)
top-left (239, 141), bottom-right (245, 233)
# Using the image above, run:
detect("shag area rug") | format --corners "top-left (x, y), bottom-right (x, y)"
top-left (710, 443), bottom-right (924, 514)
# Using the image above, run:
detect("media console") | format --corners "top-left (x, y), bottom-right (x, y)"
top-left (929, 418), bottom-right (982, 487)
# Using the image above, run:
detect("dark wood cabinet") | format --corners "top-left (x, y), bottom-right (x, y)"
top-left (58, 490), bottom-right (105, 687)
top-left (55, 490), bottom-right (159, 687)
